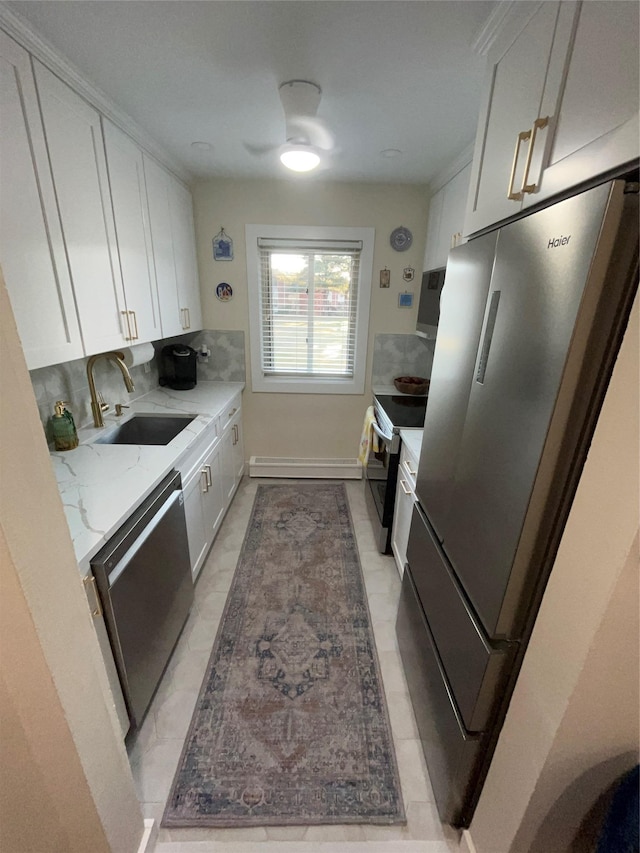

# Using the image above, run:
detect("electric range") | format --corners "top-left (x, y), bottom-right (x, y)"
top-left (364, 393), bottom-right (428, 553)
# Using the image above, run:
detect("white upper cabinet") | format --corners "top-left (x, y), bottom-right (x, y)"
top-left (527, 0), bottom-right (640, 208)
top-left (144, 155), bottom-right (202, 338)
top-left (423, 161), bottom-right (472, 271)
top-left (144, 155), bottom-right (182, 337)
top-left (102, 119), bottom-right (161, 344)
top-left (169, 179), bottom-right (202, 334)
top-left (465, 1), bottom-right (639, 236)
top-left (0, 31), bottom-right (83, 369)
top-left (465, 2), bottom-right (568, 235)
top-left (34, 62), bottom-right (129, 355)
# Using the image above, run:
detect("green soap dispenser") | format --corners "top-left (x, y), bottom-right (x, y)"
top-left (51, 401), bottom-right (79, 451)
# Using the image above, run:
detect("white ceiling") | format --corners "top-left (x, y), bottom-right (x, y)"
top-left (8, 0), bottom-right (496, 185)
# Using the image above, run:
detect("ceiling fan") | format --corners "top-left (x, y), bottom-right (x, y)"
top-left (247, 80), bottom-right (335, 172)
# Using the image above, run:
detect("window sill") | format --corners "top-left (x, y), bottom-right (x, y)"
top-left (252, 375), bottom-right (365, 395)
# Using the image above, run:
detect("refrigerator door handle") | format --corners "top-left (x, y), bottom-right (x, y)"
top-left (475, 290), bottom-right (501, 385)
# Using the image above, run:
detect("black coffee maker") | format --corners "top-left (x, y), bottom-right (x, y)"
top-left (159, 344), bottom-right (198, 390)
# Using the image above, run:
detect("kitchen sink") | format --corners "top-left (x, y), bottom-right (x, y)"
top-left (94, 414), bottom-right (196, 446)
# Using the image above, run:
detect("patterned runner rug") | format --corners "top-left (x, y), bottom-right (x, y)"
top-left (163, 483), bottom-right (405, 827)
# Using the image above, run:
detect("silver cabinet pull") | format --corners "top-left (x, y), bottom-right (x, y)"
top-left (200, 468), bottom-right (209, 493)
top-left (400, 479), bottom-right (412, 496)
top-left (204, 463), bottom-right (212, 487)
top-left (83, 575), bottom-right (102, 618)
top-left (228, 407), bottom-right (237, 418)
top-left (186, 307), bottom-right (191, 329)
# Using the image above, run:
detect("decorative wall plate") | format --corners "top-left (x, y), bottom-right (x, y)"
top-left (216, 282), bottom-right (233, 301)
top-left (390, 226), bottom-right (413, 252)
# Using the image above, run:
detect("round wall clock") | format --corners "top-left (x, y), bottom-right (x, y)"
top-left (390, 226), bottom-right (413, 252)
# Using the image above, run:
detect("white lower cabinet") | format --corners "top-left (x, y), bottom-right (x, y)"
top-left (221, 403), bottom-right (244, 506)
top-left (182, 434), bottom-right (224, 582)
top-left (180, 397), bottom-right (244, 581)
top-left (391, 439), bottom-right (420, 578)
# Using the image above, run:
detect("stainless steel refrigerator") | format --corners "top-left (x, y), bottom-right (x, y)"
top-left (395, 178), bottom-right (638, 828)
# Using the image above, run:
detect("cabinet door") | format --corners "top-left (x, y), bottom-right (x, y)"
top-left (436, 162), bottom-right (472, 267)
top-left (183, 464), bottom-right (209, 580)
top-left (203, 443), bottom-right (225, 539)
top-left (391, 470), bottom-right (414, 578)
top-left (423, 186), bottom-right (444, 271)
top-left (169, 179), bottom-right (202, 332)
top-left (528, 0), bottom-right (640, 208)
top-left (34, 63), bottom-right (129, 355)
top-left (231, 413), bottom-right (244, 485)
top-left (143, 155), bottom-right (183, 338)
top-left (102, 120), bottom-right (161, 344)
top-left (0, 32), bottom-right (83, 369)
top-left (220, 428), bottom-right (236, 506)
top-left (465, 2), bottom-right (564, 236)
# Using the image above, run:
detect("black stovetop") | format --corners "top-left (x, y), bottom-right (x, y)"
top-left (375, 394), bottom-right (428, 430)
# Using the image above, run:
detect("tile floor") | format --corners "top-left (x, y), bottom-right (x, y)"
top-left (128, 477), bottom-right (464, 853)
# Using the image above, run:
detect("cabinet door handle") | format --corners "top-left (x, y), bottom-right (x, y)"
top-left (204, 463), bottom-right (212, 487)
top-left (232, 424), bottom-right (238, 444)
top-left (507, 129), bottom-right (531, 201)
top-left (180, 308), bottom-right (186, 329)
top-left (186, 308), bottom-right (191, 329)
top-left (404, 462), bottom-right (417, 477)
top-left (521, 116), bottom-right (549, 195)
top-left (83, 575), bottom-right (102, 618)
top-left (128, 310), bottom-right (139, 340)
top-left (121, 311), bottom-right (133, 341)
top-left (201, 469), bottom-right (209, 493)
top-left (228, 407), bottom-right (237, 418)
top-left (400, 479), bottom-right (412, 496)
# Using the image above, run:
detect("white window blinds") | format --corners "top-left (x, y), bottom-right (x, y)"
top-left (256, 237), bottom-right (363, 379)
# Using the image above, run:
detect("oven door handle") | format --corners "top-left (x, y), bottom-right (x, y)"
top-left (372, 421), bottom-right (393, 445)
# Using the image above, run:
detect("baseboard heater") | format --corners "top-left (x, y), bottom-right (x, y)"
top-left (249, 456), bottom-right (362, 479)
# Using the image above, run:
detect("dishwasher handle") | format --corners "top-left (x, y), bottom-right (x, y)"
top-left (107, 490), bottom-right (182, 587)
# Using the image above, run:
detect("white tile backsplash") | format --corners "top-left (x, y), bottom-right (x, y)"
top-left (372, 334), bottom-right (435, 386)
top-left (29, 330), bottom-right (246, 443)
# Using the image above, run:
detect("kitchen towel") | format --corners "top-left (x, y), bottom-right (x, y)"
top-left (121, 342), bottom-right (155, 368)
top-left (358, 405), bottom-right (379, 466)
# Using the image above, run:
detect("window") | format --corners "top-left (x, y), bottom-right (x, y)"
top-left (246, 225), bottom-right (374, 393)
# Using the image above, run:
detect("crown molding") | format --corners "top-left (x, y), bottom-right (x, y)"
top-left (428, 141), bottom-right (475, 195)
top-left (471, 1), bottom-right (517, 56)
top-left (0, 2), bottom-right (193, 185)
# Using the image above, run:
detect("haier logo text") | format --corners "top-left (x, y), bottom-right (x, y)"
top-left (547, 235), bottom-right (571, 249)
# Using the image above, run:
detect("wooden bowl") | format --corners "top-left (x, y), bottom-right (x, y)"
top-left (394, 376), bottom-right (429, 395)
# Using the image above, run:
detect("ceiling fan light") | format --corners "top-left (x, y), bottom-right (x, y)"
top-left (280, 146), bottom-right (321, 172)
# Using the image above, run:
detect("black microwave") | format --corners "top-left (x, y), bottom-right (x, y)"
top-left (415, 267), bottom-right (446, 340)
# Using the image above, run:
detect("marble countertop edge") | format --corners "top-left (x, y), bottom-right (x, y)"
top-left (50, 382), bottom-right (245, 572)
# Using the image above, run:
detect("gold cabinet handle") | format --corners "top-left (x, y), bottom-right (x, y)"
top-left (232, 424), bottom-right (238, 445)
top-left (128, 310), bottom-right (139, 340)
top-left (521, 116), bottom-right (549, 195)
top-left (83, 576), bottom-right (102, 618)
top-left (121, 310), bottom-right (133, 341)
top-left (507, 129), bottom-right (531, 201)
top-left (400, 479), bottom-right (412, 496)
top-left (200, 468), bottom-right (209, 493)
top-left (204, 463), bottom-right (212, 487)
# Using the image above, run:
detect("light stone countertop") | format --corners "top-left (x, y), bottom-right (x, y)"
top-left (50, 382), bottom-right (244, 572)
top-left (400, 428), bottom-right (423, 464)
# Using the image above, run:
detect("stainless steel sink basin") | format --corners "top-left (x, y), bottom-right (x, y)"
top-left (94, 414), bottom-right (196, 446)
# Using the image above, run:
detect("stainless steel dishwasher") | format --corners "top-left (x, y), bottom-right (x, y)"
top-left (91, 469), bottom-right (193, 730)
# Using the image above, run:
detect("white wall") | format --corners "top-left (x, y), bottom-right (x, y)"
top-left (467, 296), bottom-right (639, 853)
top-left (193, 177), bottom-right (429, 460)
